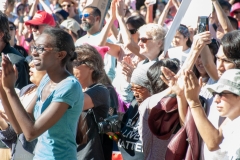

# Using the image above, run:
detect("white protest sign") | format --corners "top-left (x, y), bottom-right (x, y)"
top-left (181, 0), bottom-right (212, 28)
top-left (164, 0), bottom-right (192, 55)
top-left (164, 0), bottom-right (212, 55)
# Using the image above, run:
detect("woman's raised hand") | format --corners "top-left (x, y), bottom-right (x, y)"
top-left (109, 0), bottom-right (117, 19)
top-left (115, 0), bottom-right (125, 19)
top-left (160, 66), bottom-right (184, 96)
top-left (183, 70), bottom-right (202, 104)
top-left (191, 31), bottom-right (212, 51)
top-left (1, 53), bottom-right (18, 91)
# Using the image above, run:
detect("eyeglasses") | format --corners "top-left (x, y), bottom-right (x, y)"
top-left (139, 37), bottom-right (153, 43)
top-left (131, 85), bottom-right (147, 93)
top-left (61, 4), bottom-right (73, 8)
top-left (9, 26), bottom-right (15, 31)
top-left (212, 92), bottom-right (236, 98)
top-left (80, 13), bottom-right (93, 19)
top-left (30, 45), bottom-right (55, 54)
top-left (129, 29), bottom-right (137, 34)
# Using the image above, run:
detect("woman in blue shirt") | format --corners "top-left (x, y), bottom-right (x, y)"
top-left (0, 27), bottom-right (84, 160)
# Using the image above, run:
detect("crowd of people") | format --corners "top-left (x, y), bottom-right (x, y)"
top-left (0, 0), bottom-right (240, 159)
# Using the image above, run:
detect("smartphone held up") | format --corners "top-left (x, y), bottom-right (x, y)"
top-left (197, 16), bottom-right (209, 34)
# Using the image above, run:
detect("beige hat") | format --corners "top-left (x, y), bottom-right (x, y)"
top-left (207, 69), bottom-right (240, 96)
top-left (59, 0), bottom-right (77, 7)
top-left (60, 18), bottom-right (80, 35)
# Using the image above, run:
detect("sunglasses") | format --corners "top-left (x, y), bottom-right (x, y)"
top-left (30, 25), bottom-right (39, 30)
top-left (129, 29), bottom-right (137, 34)
top-left (61, 4), bottom-right (73, 8)
top-left (212, 92), bottom-right (236, 98)
top-left (80, 13), bottom-right (93, 19)
top-left (73, 60), bottom-right (86, 67)
top-left (139, 37), bottom-right (153, 43)
top-left (9, 26), bottom-right (15, 31)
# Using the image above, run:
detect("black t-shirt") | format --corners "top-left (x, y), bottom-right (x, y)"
top-left (1, 43), bottom-right (30, 89)
top-left (77, 83), bottom-right (110, 160)
top-left (14, 44), bottom-right (28, 58)
top-left (118, 100), bottom-right (144, 160)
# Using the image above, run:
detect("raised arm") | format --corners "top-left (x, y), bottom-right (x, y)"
top-left (160, 32), bottom-right (212, 125)
top-left (158, 0), bottom-right (173, 26)
top-left (116, 0), bottom-right (145, 59)
top-left (145, 2), bottom-right (154, 24)
top-left (1, 55), bottom-right (73, 141)
top-left (28, 0), bottom-right (39, 18)
top-left (96, 0), bottom-right (121, 58)
top-left (183, 70), bottom-right (225, 151)
top-left (178, 31), bottom-right (212, 76)
top-left (200, 45), bottom-right (219, 81)
top-left (212, 0), bottom-right (233, 33)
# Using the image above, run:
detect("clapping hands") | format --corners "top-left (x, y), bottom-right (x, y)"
top-left (1, 53), bottom-right (18, 91)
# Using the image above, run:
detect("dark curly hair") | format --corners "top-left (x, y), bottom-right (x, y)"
top-left (0, 11), bottom-right (11, 43)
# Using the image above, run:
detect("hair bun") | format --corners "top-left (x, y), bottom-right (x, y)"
top-left (70, 51), bottom-right (77, 61)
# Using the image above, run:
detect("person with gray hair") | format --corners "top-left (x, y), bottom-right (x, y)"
top-left (137, 23), bottom-right (167, 65)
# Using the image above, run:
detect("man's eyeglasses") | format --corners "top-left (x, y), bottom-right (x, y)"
top-left (80, 13), bottom-right (93, 19)
top-left (139, 37), bottom-right (153, 43)
top-left (212, 92), bottom-right (236, 98)
top-left (30, 45), bottom-right (54, 54)
top-left (129, 29), bottom-right (137, 35)
top-left (9, 26), bottom-right (15, 31)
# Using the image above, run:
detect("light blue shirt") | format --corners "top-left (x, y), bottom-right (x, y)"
top-left (75, 33), bottom-right (116, 81)
top-left (33, 75), bottom-right (83, 160)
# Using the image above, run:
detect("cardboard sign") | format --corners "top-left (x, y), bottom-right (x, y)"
top-left (86, 0), bottom-right (111, 27)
